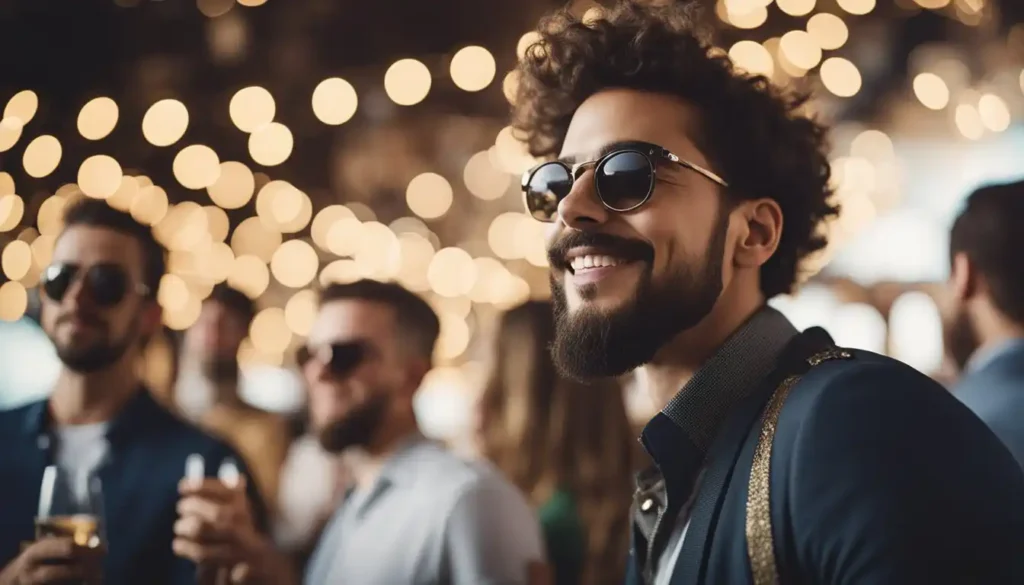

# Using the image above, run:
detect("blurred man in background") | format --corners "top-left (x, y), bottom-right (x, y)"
top-left (942, 179), bottom-right (1024, 467)
top-left (178, 284), bottom-right (289, 517)
top-left (0, 198), bottom-right (264, 585)
top-left (173, 279), bottom-right (546, 585)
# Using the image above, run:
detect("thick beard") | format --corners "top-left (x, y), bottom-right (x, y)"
top-left (53, 315), bottom-right (138, 374)
top-left (550, 212), bottom-right (729, 382)
top-left (944, 305), bottom-right (979, 372)
top-left (317, 392), bottom-right (390, 454)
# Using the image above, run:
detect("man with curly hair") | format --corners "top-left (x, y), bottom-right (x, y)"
top-left (514, 2), bottom-right (1024, 584)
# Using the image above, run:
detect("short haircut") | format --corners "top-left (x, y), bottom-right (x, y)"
top-left (207, 283), bottom-right (256, 326)
top-left (950, 179), bottom-right (1024, 324)
top-left (319, 279), bottom-right (440, 362)
top-left (61, 197), bottom-right (166, 296)
top-left (512, 1), bottom-right (840, 298)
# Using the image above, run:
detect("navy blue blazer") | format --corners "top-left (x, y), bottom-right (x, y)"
top-left (0, 389), bottom-right (267, 585)
top-left (955, 340), bottom-right (1024, 469)
top-left (627, 331), bottom-right (1024, 585)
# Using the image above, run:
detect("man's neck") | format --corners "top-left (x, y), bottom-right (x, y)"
top-left (343, 424), bottom-right (422, 492)
top-left (49, 359), bottom-right (140, 426)
top-left (637, 286), bottom-right (765, 410)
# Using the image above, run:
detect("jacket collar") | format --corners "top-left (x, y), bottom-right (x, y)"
top-left (20, 387), bottom-right (173, 447)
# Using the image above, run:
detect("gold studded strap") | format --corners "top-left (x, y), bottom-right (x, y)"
top-left (745, 348), bottom-right (852, 585)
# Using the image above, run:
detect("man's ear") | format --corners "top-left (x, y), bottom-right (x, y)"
top-left (732, 198), bottom-right (783, 269)
top-left (950, 251), bottom-right (979, 302)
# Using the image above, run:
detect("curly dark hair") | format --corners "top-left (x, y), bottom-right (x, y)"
top-left (512, 0), bottom-right (840, 298)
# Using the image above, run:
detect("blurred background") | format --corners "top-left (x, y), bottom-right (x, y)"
top-left (1, 0), bottom-right (1023, 443)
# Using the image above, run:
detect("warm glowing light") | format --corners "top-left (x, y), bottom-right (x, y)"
top-left (502, 71), bottom-right (520, 105)
top-left (850, 130), bottom-right (895, 160)
top-left (270, 240), bottom-right (319, 288)
top-left (77, 97), bottom-right (119, 140)
top-left (406, 173), bottom-right (453, 220)
top-left (130, 185), bottom-right (169, 226)
top-left (237, 0), bottom-right (268, 6)
top-left (229, 86), bottom-right (276, 133)
top-left (2, 240), bottom-right (32, 281)
top-left (450, 46), bottom-right (497, 92)
top-left (174, 144), bottom-right (222, 189)
top-left (837, 0), bottom-right (875, 14)
top-left (0, 195), bottom-right (25, 233)
top-left (724, 3), bottom-right (768, 29)
top-left (228, 254), bottom-right (270, 299)
top-left (284, 289), bottom-right (318, 336)
top-left (22, 135), bottom-right (62, 178)
top-left (915, 0), bottom-right (951, 7)
top-left (142, 99), bottom-right (189, 146)
top-left (310, 205), bottom-right (356, 252)
top-left (231, 216), bottom-right (281, 263)
top-left (197, 0), bottom-right (235, 17)
top-left (312, 78), bottom-right (358, 125)
top-left (820, 58), bottom-right (862, 97)
top-left (384, 59), bottom-right (432, 106)
top-left (319, 259), bottom-right (361, 286)
top-left (464, 151), bottom-right (511, 200)
top-left (37, 196), bottom-right (68, 237)
top-left (0, 281), bottom-right (28, 322)
top-left (955, 103), bottom-right (984, 140)
top-left (78, 155), bottom-right (124, 199)
top-left (0, 173), bottom-right (13, 197)
top-left (729, 41), bottom-right (774, 77)
top-left (207, 161), bottom-right (255, 208)
top-left (978, 94), bottom-right (1011, 132)
top-left (780, 30), bottom-right (822, 70)
top-left (427, 247), bottom-right (477, 297)
top-left (248, 122), bottom-right (293, 166)
top-left (4, 90), bottom-right (38, 125)
top-left (807, 14), bottom-right (849, 50)
top-left (250, 308), bottom-right (292, 354)
top-left (913, 73), bottom-right (950, 110)
top-left (777, 0), bottom-right (816, 17)
top-left (0, 117), bottom-right (23, 153)
top-left (517, 32), bottom-right (542, 60)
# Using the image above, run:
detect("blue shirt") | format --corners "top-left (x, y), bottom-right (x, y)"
top-left (0, 389), bottom-right (267, 585)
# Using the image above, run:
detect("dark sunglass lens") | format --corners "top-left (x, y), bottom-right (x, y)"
top-left (328, 343), bottom-right (366, 377)
top-left (597, 151), bottom-right (654, 211)
top-left (86, 265), bottom-right (129, 307)
top-left (41, 264), bottom-right (75, 302)
top-left (525, 163), bottom-right (572, 221)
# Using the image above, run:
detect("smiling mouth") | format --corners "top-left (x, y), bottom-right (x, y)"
top-left (569, 254), bottom-right (630, 274)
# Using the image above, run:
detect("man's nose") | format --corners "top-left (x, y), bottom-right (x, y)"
top-left (556, 168), bottom-right (611, 229)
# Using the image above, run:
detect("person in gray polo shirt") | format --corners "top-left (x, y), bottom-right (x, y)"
top-left (172, 279), bottom-right (547, 585)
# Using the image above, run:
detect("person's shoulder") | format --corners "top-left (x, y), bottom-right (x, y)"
top-left (787, 348), bottom-right (958, 418)
top-left (0, 398), bottom-right (45, 439)
top-left (409, 442), bottom-right (527, 507)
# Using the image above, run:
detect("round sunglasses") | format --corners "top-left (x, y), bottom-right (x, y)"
top-left (297, 340), bottom-right (372, 378)
top-left (40, 263), bottom-right (151, 308)
top-left (521, 141), bottom-right (729, 222)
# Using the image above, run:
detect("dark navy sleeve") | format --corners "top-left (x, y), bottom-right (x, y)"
top-left (787, 361), bottom-right (1024, 584)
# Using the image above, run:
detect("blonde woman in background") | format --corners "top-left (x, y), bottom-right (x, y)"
top-left (477, 300), bottom-right (635, 585)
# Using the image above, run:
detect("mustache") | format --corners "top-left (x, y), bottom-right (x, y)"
top-left (547, 231), bottom-right (654, 270)
top-left (56, 313), bottom-right (106, 328)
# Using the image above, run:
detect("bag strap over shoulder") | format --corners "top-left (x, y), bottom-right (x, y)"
top-left (745, 348), bottom-right (853, 585)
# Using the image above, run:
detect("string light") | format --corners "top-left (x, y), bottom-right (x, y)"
top-left (450, 46), bottom-right (496, 92)
top-left (248, 122), bottom-right (293, 166)
top-left (22, 135), bottom-right (62, 178)
top-left (384, 59), bottom-right (431, 106)
top-left (4, 90), bottom-right (38, 125)
top-left (230, 86), bottom-right (276, 133)
top-left (913, 73), bottom-right (950, 110)
top-left (406, 173), bottom-right (453, 219)
top-left (77, 97), bottom-right (119, 140)
top-left (312, 78), bottom-right (358, 125)
top-left (142, 99), bottom-right (189, 147)
top-left (820, 58), bottom-right (862, 97)
top-left (807, 14), bottom-right (849, 51)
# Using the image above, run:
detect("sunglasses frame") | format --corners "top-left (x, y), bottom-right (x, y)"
top-left (296, 340), bottom-right (373, 377)
top-left (40, 262), bottom-right (151, 307)
top-left (521, 141), bottom-right (729, 223)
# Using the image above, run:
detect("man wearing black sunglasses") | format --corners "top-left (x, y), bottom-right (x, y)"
top-left (170, 279), bottom-right (547, 585)
top-left (0, 197), bottom-right (265, 585)
top-left (513, 2), bottom-right (1024, 585)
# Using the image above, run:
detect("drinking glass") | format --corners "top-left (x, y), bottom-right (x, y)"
top-left (35, 465), bottom-right (105, 549)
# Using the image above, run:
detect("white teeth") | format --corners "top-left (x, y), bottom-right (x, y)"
top-left (570, 254), bottom-right (623, 271)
